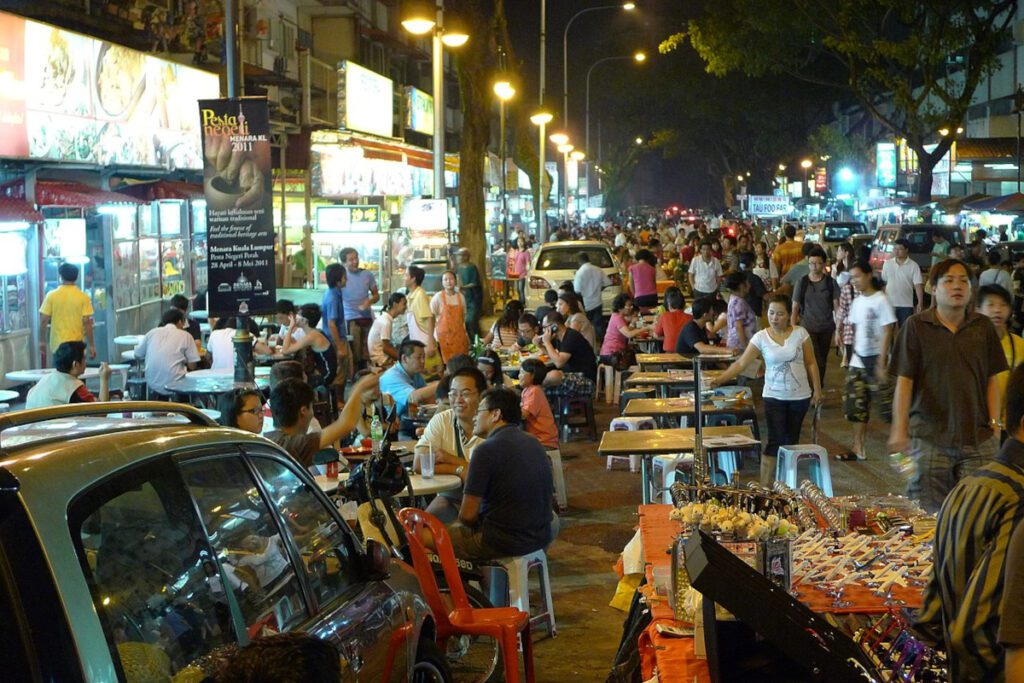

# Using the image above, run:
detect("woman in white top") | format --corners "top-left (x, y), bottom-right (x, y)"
top-left (556, 293), bottom-right (598, 350)
top-left (711, 294), bottom-right (823, 484)
top-left (208, 317), bottom-right (239, 370)
top-left (483, 300), bottom-right (524, 351)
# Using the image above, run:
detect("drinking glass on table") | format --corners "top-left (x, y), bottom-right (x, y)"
top-left (419, 445), bottom-right (435, 479)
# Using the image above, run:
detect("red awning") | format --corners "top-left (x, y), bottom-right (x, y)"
top-left (0, 199), bottom-right (42, 223)
top-left (114, 180), bottom-right (204, 201)
top-left (0, 180), bottom-right (144, 208)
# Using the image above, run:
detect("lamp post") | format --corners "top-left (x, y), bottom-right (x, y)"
top-left (800, 158), bottom-right (813, 197)
top-left (402, 1), bottom-right (469, 200)
top-left (557, 142), bottom-right (574, 224)
top-left (563, 3), bottom-right (636, 134)
top-left (585, 52), bottom-right (645, 204)
top-left (549, 132), bottom-right (569, 221)
top-left (494, 80), bottom-right (515, 244)
top-left (531, 111), bottom-right (554, 242)
top-left (570, 149), bottom-right (585, 218)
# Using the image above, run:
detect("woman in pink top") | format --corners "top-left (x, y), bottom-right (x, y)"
top-left (599, 294), bottom-right (652, 363)
top-left (520, 358), bottom-right (559, 450)
top-left (628, 249), bottom-right (659, 308)
top-left (513, 236), bottom-right (531, 303)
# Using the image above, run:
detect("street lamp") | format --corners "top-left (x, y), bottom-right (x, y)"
top-left (562, 3), bottom-right (636, 146)
top-left (635, 136), bottom-right (644, 145)
top-left (494, 79), bottom-right (515, 244)
top-left (800, 158), bottom-right (813, 197)
top-left (531, 111), bottom-right (554, 242)
top-left (570, 150), bottom-right (586, 216)
top-left (402, 0), bottom-right (469, 199)
top-left (549, 132), bottom-right (569, 146)
top-left (557, 142), bottom-right (574, 223)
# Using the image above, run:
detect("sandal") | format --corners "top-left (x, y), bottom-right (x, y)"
top-left (833, 452), bottom-right (858, 461)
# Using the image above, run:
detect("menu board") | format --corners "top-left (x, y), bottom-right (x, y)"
top-left (0, 11), bottom-right (219, 168)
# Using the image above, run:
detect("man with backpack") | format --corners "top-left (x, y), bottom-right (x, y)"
top-left (792, 246), bottom-right (839, 386)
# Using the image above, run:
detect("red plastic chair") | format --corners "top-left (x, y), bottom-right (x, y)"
top-left (398, 507), bottom-right (536, 682)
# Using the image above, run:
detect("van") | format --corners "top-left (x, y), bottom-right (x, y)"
top-left (869, 224), bottom-right (963, 275)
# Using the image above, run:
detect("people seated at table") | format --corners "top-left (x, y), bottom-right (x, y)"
top-left (216, 387), bottom-right (266, 434)
top-left (265, 361), bottom-right (321, 434)
top-left (519, 358), bottom-right (559, 451)
top-left (653, 287), bottom-right (691, 352)
top-left (541, 311), bottom-right (597, 399)
top-left (25, 341), bottom-right (111, 408)
top-left (414, 367), bottom-right (488, 522)
top-left (484, 300), bottom-right (524, 351)
top-left (434, 354), bottom-right (476, 411)
top-left (379, 340), bottom-right (440, 420)
top-left (279, 304), bottom-right (338, 389)
top-left (445, 387), bottom-right (557, 562)
top-left (535, 289), bottom-right (558, 326)
top-left (556, 292), bottom-right (598, 351)
top-left (348, 368), bottom-right (398, 443)
top-left (675, 297), bottom-right (724, 357)
top-left (477, 349), bottom-right (515, 389)
top-left (600, 294), bottom-right (652, 366)
top-left (170, 294), bottom-right (202, 341)
top-left (517, 313), bottom-right (542, 351)
top-left (367, 293), bottom-right (406, 369)
top-left (134, 308), bottom-right (201, 398)
top-left (207, 316), bottom-right (239, 370)
top-left (265, 373), bottom-right (379, 467)
top-left (270, 299), bottom-right (302, 344)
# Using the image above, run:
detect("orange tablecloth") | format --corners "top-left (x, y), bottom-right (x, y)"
top-left (637, 504), bottom-right (711, 683)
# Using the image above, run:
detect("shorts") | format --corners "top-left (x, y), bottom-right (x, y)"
top-left (843, 364), bottom-right (892, 424)
top-left (447, 522), bottom-right (505, 562)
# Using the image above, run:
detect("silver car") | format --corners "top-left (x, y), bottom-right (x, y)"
top-left (524, 240), bottom-right (622, 315)
top-left (0, 403), bottom-right (444, 682)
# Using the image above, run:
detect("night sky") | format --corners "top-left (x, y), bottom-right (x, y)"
top-left (503, 0), bottom-right (708, 209)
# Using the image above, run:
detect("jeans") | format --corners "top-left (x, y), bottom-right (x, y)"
top-left (587, 306), bottom-right (605, 340)
top-left (906, 436), bottom-right (999, 513)
top-left (894, 306), bottom-right (914, 328)
top-left (807, 327), bottom-right (834, 388)
top-left (762, 396), bottom-right (811, 458)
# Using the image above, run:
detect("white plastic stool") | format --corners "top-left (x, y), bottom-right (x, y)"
top-left (775, 444), bottom-right (833, 496)
top-left (607, 417), bottom-right (657, 472)
top-left (652, 453), bottom-right (694, 503)
top-left (488, 550), bottom-right (557, 638)
top-left (596, 363), bottom-right (621, 404)
top-left (546, 448), bottom-right (568, 511)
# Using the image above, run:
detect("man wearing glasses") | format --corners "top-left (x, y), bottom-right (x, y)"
top-left (414, 367), bottom-right (487, 522)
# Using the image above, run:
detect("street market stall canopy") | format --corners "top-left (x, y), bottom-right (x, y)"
top-left (0, 180), bottom-right (144, 208)
top-left (114, 180), bottom-right (204, 201)
top-left (0, 199), bottom-right (42, 224)
top-left (940, 193), bottom-right (990, 212)
top-left (963, 192), bottom-right (1024, 212)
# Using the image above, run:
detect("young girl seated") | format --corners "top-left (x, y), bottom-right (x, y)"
top-left (519, 358), bottom-right (559, 451)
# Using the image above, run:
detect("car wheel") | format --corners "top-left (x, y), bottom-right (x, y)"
top-left (412, 637), bottom-right (452, 683)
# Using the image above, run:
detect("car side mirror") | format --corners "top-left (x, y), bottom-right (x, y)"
top-left (364, 539), bottom-right (391, 579)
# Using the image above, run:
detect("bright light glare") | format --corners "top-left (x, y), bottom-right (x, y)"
top-left (570, 150), bottom-right (586, 161)
top-left (623, 2), bottom-right (636, 9)
top-left (635, 137), bottom-right (643, 145)
top-left (530, 112), bottom-right (553, 125)
top-left (634, 52), bottom-right (646, 62)
top-left (493, 81), bottom-right (516, 100)
top-left (800, 159), bottom-right (813, 169)
top-left (401, 18), bottom-right (435, 34)
top-left (441, 32), bottom-right (468, 47)
top-left (549, 132), bottom-right (569, 145)
top-left (838, 167), bottom-right (855, 182)
top-left (557, 143), bottom-right (574, 154)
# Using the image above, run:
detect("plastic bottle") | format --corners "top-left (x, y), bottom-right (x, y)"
top-left (370, 409), bottom-right (383, 456)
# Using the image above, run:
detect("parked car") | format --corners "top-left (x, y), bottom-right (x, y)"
top-left (804, 221), bottom-right (873, 260)
top-left (995, 240), bottom-right (1024, 266)
top-left (0, 403), bottom-right (445, 682)
top-left (868, 224), bottom-right (963, 275)
top-left (525, 240), bottom-right (622, 314)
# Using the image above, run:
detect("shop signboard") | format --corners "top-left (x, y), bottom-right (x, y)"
top-left (401, 199), bottom-right (448, 232)
top-left (316, 205), bottom-right (381, 232)
top-left (747, 195), bottom-right (791, 215)
top-left (404, 86), bottom-right (434, 136)
top-left (814, 167), bottom-right (828, 193)
top-left (0, 11), bottom-right (217, 168)
top-left (338, 60), bottom-right (393, 138)
top-left (199, 97), bottom-right (276, 316)
top-left (876, 142), bottom-right (897, 188)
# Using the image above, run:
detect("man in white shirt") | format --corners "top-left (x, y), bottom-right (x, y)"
top-left (880, 238), bottom-right (923, 328)
top-left (843, 261), bottom-right (897, 461)
top-left (134, 308), bottom-right (201, 398)
top-left (688, 240), bottom-right (723, 298)
top-left (368, 292), bottom-right (406, 368)
top-left (573, 251), bottom-right (611, 331)
top-left (415, 367), bottom-right (487, 522)
top-left (614, 227), bottom-right (627, 248)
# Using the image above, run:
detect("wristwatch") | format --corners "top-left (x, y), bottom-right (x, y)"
top-left (455, 465), bottom-right (465, 476)
top-left (990, 418), bottom-right (1004, 431)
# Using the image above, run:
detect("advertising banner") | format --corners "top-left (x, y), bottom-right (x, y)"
top-left (316, 205), bottom-right (381, 232)
top-left (338, 60), bottom-right (393, 138)
top-left (199, 97), bottom-right (276, 316)
top-left (814, 167), bottom-right (828, 193)
top-left (747, 195), bottom-right (791, 215)
top-left (404, 86), bottom-right (434, 135)
top-left (876, 142), bottom-right (897, 188)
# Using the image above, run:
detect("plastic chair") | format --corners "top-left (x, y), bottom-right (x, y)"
top-left (775, 444), bottom-right (834, 496)
top-left (546, 448), bottom-right (568, 511)
top-left (607, 417), bottom-right (657, 472)
top-left (397, 508), bottom-right (536, 683)
top-left (483, 550), bottom-right (557, 638)
top-left (596, 363), bottom-right (622, 404)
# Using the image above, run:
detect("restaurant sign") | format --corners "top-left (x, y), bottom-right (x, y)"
top-left (338, 60), bottom-right (393, 138)
top-left (404, 86), bottom-right (434, 136)
top-left (747, 195), bottom-right (791, 215)
top-left (316, 205), bottom-right (381, 232)
top-left (0, 11), bottom-right (218, 168)
top-left (199, 97), bottom-right (276, 316)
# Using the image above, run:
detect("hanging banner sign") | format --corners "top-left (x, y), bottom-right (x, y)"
top-left (199, 97), bottom-right (276, 316)
top-left (876, 142), bottom-right (897, 188)
top-left (814, 167), bottom-right (828, 193)
top-left (747, 195), bottom-right (791, 215)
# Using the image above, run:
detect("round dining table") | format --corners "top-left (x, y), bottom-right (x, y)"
top-left (316, 472), bottom-right (461, 497)
top-left (113, 335), bottom-right (146, 348)
top-left (6, 365), bottom-right (131, 384)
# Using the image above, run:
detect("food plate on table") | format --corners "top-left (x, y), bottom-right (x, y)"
top-left (339, 445), bottom-right (372, 458)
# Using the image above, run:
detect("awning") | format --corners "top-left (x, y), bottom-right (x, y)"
top-left (955, 138), bottom-right (1017, 161)
top-left (0, 199), bottom-right (42, 223)
top-left (939, 193), bottom-right (989, 212)
top-left (0, 180), bottom-right (144, 207)
top-left (114, 180), bottom-right (204, 201)
top-left (963, 192), bottom-right (1024, 212)
top-left (795, 197), bottom-right (824, 208)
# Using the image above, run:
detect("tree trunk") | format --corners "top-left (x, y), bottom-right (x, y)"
top-left (453, 0), bottom-right (497, 317)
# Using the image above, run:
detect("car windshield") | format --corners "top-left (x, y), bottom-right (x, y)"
top-left (537, 246), bottom-right (613, 270)
top-left (823, 224), bottom-right (867, 241)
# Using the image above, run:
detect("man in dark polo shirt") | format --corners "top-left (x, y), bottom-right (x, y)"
top-left (675, 297), bottom-right (721, 357)
top-left (541, 311), bottom-right (597, 382)
top-left (889, 258), bottom-right (1009, 512)
top-left (447, 387), bottom-right (557, 561)
top-left (266, 373), bottom-right (379, 467)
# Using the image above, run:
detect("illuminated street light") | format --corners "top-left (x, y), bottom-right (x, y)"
top-left (557, 143), bottom-right (574, 154)
top-left (495, 79), bottom-right (516, 244)
top-left (401, 0), bottom-right (436, 33)
top-left (800, 159), bottom-right (813, 169)
top-left (938, 127), bottom-right (950, 137)
top-left (570, 150), bottom-right (586, 161)
top-left (550, 132), bottom-right (570, 146)
top-left (745, 171), bottom-right (751, 177)
top-left (736, 175), bottom-right (744, 182)
top-left (493, 80), bottom-right (516, 100)
top-left (838, 167), bottom-right (855, 182)
top-left (623, 2), bottom-right (636, 9)
top-left (778, 163), bottom-right (787, 171)
top-left (634, 51), bottom-right (646, 62)
top-left (635, 136), bottom-right (644, 145)
top-left (531, 111), bottom-right (554, 241)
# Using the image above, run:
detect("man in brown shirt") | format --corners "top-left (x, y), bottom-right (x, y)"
top-left (266, 372), bottom-right (380, 467)
top-left (771, 224), bottom-right (805, 280)
top-left (889, 259), bottom-right (1008, 512)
